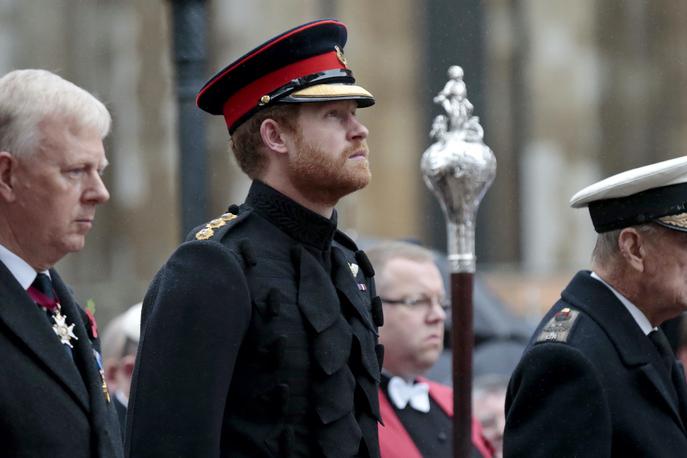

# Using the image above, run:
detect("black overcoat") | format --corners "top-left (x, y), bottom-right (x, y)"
top-left (0, 262), bottom-right (124, 458)
top-left (126, 181), bottom-right (383, 457)
top-left (504, 270), bottom-right (687, 457)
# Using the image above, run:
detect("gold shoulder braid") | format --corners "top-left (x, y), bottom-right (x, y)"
top-left (535, 307), bottom-right (580, 343)
top-left (195, 211), bottom-right (237, 240)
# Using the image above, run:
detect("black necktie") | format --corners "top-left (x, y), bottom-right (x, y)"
top-left (28, 273), bottom-right (59, 311)
top-left (649, 328), bottom-right (681, 406)
top-left (649, 329), bottom-right (675, 375)
top-left (650, 329), bottom-right (687, 424)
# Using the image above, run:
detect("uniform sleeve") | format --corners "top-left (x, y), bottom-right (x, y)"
top-left (503, 343), bottom-right (612, 458)
top-left (125, 240), bottom-right (252, 458)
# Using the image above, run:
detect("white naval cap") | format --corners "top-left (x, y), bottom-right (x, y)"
top-left (121, 302), bottom-right (142, 342)
top-left (570, 156), bottom-right (687, 233)
top-left (101, 302), bottom-right (142, 361)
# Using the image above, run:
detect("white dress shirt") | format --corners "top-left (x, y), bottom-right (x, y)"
top-left (591, 271), bottom-right (653, 335)
top-left (0, 243), bottom-right (45, 289)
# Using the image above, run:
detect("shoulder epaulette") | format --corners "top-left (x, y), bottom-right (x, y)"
top-left (195, 211), bottom-right (238, 240)
top-left (193, 207), bottom-right (251, 241)
top-left (535, 307), bottom-right (580, 344)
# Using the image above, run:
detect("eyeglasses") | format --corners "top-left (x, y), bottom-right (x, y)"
top-left (380, 295), bottom-right (450, 312)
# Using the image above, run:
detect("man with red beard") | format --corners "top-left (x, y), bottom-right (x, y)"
top-left (366, 241), bottom-right (493, 458)
top-left (126, 20), bottom-right (383, 458)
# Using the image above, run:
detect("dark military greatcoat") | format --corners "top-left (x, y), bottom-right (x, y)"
top-left (504, 271), bottom-right (687, 457)
top-left (126, 180), bottom-right (383, 457)
top-left (0, 263), bottom-right (123, 458)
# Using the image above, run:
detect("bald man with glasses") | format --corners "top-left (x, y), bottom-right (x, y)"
top-left (366, 241), bottom-right (493, 458)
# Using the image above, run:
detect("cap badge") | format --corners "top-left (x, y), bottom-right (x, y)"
top-left (335, 45), bottom-right (347, 67)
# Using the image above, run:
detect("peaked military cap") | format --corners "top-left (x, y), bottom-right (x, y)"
top-left (570, 156), bottom-right (687, 233)
top-left (196, 19), bottom-right (374, 133)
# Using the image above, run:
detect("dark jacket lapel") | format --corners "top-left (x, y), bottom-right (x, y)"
top-left (51, 269), bottom-right (123, 458)
top-left (675, 362), bottom-right (687, 423)
top-left (563, 271), bottom-right (685, 431)
top-left (0, 262), bottom-right (89, 411)
top-left (50, 269), bottom-right (97, 385)
top-left (331, 246), bottom-right (375, 333)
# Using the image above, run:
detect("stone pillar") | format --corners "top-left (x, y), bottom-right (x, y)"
top-left (520, 0), bottom-right (601, 272)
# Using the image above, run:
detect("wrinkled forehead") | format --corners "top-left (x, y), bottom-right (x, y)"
top-left (34, 116), bottom-right (107, 160)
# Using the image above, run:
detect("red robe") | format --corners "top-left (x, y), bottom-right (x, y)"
top-left (378, 377), bottom-right (494, 458)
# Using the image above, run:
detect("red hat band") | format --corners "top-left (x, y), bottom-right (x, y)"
top-left (222, 50), bottom-right (345, 131)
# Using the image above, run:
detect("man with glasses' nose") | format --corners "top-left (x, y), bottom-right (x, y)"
top-left (366, 241), bottom-right (493, 458)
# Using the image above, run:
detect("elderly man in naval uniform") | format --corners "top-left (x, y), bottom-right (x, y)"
top-left (505, 156), bottom-right (687, 457)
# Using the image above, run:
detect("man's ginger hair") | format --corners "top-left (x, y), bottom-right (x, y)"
top-left (230, 104), bottom-right (300, 178)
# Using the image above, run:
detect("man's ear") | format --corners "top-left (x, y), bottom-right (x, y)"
top-left (259, 119), bottom-right (290, 155)
top-left (0, 151), bottom-right (16, 201)
top-left (617, 227), bottom-right (645, 272)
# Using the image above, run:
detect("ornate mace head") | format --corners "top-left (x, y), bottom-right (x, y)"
top-left (421, 65), bottom-right (497, 272)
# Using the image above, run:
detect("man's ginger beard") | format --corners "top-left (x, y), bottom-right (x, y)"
top-left (286, 130), bottom-right (371, 207)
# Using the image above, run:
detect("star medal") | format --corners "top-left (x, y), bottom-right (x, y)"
top-left (52, 307), bottom-right (79, 348)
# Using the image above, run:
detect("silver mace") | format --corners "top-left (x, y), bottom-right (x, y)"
top-left (420, 65), bottom-right (496, 458)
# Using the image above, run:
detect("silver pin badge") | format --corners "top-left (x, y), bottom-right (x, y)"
top-left (348, 262), bottom-right (359, 277)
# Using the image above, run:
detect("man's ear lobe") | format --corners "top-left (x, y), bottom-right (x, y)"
top-left (259, 119), bottom-right (289, 154)
top-left (618, 228), bottom-right (645, 272)
top-left (0, 152), bottom-right (16, 201)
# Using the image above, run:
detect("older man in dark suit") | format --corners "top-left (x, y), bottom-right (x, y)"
top-left (504, 156), bottom-right (687, 457)
top-left (0, 69), bottom-right (122, 458)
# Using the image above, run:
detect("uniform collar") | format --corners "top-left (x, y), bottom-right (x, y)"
top-left (590, 271), bottom-right (653, 335)
top-left (246, 180), bottom-right (338, 250)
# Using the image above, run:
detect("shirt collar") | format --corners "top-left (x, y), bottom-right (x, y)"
top-left (0, 244), bottom-right (45, 290)
top-left (591, 271), bottom-right (654, 335)
top-left (115, 390), bottom-right (129, 407)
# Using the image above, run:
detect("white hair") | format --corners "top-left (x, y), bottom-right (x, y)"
top-left (591, 223), bottom-right (658, 265)
top-left (0, 69), bottom-right (111, 157)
